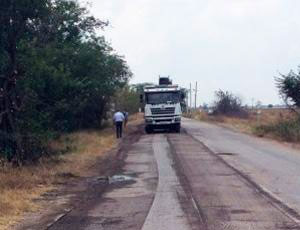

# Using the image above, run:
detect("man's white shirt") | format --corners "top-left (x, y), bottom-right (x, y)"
top-left (113, 111), bottom-right (125, 122)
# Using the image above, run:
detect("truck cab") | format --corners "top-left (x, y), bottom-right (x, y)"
top-left (143, 77), bottom-right (182, 133)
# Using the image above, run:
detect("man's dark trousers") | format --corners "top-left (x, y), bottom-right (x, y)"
top-left (115, 121), bottom-right (123, 138)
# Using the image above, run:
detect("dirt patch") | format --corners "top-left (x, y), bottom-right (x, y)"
top-left (0, 127), bottom-right (117, 229)
top-left (9, 122), bottom-right (143, 230)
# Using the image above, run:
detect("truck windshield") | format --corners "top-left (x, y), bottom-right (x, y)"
top-left (146, 92), bottom-right (180, 104)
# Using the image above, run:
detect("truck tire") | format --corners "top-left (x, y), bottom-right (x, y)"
top-left (145, 126), bottom-right (153, 134)
top-left (175, 124), bottom-right (181, 133)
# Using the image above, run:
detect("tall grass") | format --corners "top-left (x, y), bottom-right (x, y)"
top-left (0, 128), bottom-right (116, 230)
top-left (255, 117), bottom-right (300, 142)
top-left (190, 109), bottom-right (300, 143)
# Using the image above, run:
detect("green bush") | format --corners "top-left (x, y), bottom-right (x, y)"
top-left (0, 0), bottom-right (131, 164)
top-left (213, 90), bottom-right (248, 118)
top-left (254, 117), bottom-right (300, 142)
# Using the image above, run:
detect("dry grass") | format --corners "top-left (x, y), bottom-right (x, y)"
top-left (191, 109), bottom-right (297, 136)
top-left (0, 127), bottom-right (117, 230)
top-left (50, 129), bottom-right (116, 176)
top-left (0, 114), bottom-right (143, 230)
top-left (219, 109), bottom-right (296, 134)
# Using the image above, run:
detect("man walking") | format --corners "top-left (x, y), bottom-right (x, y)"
top-left (123, 111), bottom-right (129, 127)
top-left (113, 110), bottom-right (125, 138)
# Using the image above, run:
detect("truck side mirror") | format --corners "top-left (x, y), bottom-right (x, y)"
top-left (140, 94), bottom-right (144, 103)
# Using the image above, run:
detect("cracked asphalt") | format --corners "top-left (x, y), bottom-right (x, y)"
top-left (17, 118), bottom-right (300, 230)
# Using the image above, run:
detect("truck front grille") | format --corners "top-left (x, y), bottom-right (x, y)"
top-left (151, 107), bottom-right (175, 115)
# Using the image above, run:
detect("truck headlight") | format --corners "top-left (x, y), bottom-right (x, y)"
top-left (145, 117), bottom-right (153, 123)
top-left (175, 117), bottom-right (181, 122)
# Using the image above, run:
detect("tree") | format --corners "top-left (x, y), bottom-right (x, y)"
top-left (0, 0), bottom-right (132, 164)
top-left (276, 69), bottom-right (300, 112)
top-left (131, 83), bottom-right (154, 95)
top-left (256, 100), bottom-right (262, 109)
top-left (202, 103), bottom-right (208, 110)
top-left (113, 85), bottom-right (140, 114)
top-left (0, 0), bottom-right (52, 164)
top-left (213, 90), bottom-right (247, 117)
top-left (180, 88), bottom-right (188, 112)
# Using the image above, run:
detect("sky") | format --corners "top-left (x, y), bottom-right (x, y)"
top-left (82, 0), bottom-right (300, 106)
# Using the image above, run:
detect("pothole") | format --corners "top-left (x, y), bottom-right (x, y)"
top-left (95, 176), bottom-right (109, 183)
top-left (215, 173), bottom-right (235, 177)
top-left (230, 209), bottom-right (252, 214)
top-left (217, 152), bottom-right (237, 156)
top-left (91, 174), bottom-right (135, 185)
top-left (108, 175), bottom-right (135, 184)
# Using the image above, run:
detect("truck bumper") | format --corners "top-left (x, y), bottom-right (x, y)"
top-left (144, 116), bottom-right (181, 126)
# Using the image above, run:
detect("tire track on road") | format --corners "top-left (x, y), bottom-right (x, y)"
top-left (168, 132), bottom-right (300, 230)
top-left (186, 130), bottom-right (300, 226)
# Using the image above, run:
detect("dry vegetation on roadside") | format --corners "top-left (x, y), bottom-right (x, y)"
top-left (0, 127), bottom-right (117, 230)
top-left (0, 114), bottom-right (143, 230)
top-left (190, 109), bottom-right (300, 143)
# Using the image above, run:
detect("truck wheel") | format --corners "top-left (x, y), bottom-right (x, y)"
top-left (145, 126), bottom-right (153, 134)
top-left (175, 124), bottom-right (181, 133)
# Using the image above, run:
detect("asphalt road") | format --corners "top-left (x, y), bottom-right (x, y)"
top-left (183, 118), bottom-right (300, 217)
top-left (20, 118), bottom-right (300, 230)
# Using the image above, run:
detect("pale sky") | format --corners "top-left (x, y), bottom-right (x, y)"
top-left (82, 0), bottom-right (300, 106)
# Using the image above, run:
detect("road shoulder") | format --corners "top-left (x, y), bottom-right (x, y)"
top-left (13, 124), bottom-right (143, 230)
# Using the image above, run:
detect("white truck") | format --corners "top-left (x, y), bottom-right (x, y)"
top-left (141, 77), bottom-right (183, 133)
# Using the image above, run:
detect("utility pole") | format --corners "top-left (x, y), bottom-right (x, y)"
top-left (186, 91), bottom-right (189, 113)
top-left (194, 81), bottom-right (198, 109)
top-left (189, 83), bottom-right (192, 110)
